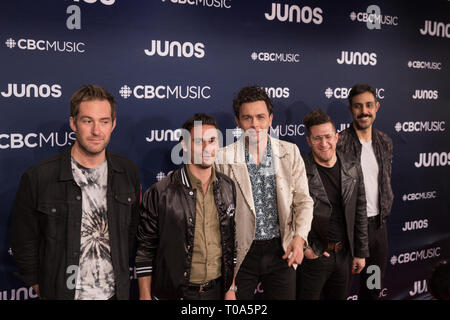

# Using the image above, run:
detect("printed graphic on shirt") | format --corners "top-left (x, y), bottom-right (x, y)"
top-left (71, 158), bottom-right (115, 300)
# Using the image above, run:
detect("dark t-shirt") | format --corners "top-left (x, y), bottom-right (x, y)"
top-left (315, 159), bottom-right (347, 242)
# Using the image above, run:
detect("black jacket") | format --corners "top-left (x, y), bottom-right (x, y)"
top-left (337, 125), bottom-right (394, 226)
top-left (303, 151), bottom-right (369, 258)
top-left (135, 166), bottom-right (236, 300)
top-left (10, 147), bottom-right (140, 300)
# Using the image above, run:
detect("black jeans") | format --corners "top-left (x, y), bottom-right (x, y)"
top-left (183, 278), bottom-right (223, 300)
top-left (236, 238), bottom-right (296, 300)
top-left (358, 218), bottom-right (388, 300)
top-left (296, 247), bottom-right (351, 300)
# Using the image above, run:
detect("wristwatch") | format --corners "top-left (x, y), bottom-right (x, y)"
top-left (229, 285), bottom-right (238, 292)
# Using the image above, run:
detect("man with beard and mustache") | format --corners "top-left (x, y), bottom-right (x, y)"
top-left (337, 83), bottom-right (394, 300)
top-left (135, 113), bottom-right (237, 300)
top-left (10, 85), bottom-right (141, 300)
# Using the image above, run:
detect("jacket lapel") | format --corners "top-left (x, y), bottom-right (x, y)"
top-left (230, 139), bottom-right (256, 217)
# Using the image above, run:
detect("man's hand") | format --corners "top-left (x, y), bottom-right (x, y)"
top-left (282, 236), bottom-right (305, 267)
top-left (32, 284), bottom-right (40, 297)
top-left (304, 247), bottom-right (330, 259)
top-left (225, 290), bottom-right (237, 300)
top-left (352, 257), bottom-right (366, 274)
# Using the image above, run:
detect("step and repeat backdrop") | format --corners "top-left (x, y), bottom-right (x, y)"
top-left (1, 0), bottom-right (449, 300)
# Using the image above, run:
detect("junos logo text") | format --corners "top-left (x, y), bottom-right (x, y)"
top-left (402, 219), bottom-right (429, 231)
top-left (337, 51), bottom-right (377, 66)
top-left (412, 89), bottom-right (438, 100)
top-left (265, 3), bottom-right (323, 24)
top-left (415, 152), bottom-right (450, 168)
top-left (419, 20), bottom-right (450, 38)
top-left (1, 83), bottom-right (62, 98)
top-left (145, 40), bottom-right (205, 59)
top-left (263, 87), bottom-right (290, 99)
top-left (146, 129), bottom-right (182, 142)
top-left (409, 280), bottom-right (428, 297)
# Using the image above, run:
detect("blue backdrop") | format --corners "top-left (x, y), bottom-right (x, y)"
top-left (1, 0), bottom-right (449, 300)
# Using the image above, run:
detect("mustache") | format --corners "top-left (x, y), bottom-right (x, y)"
top-left (357, 114), bottom-right (372, 119)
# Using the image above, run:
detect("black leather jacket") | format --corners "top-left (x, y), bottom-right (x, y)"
top-left (303, 151), bottom-right (369, 258)
top-left (135, 166), bottom-right (236, 300)
top-left (10, 147), bottom-right (141, 300)
top-left (337, 125), bottom-right (394, 226)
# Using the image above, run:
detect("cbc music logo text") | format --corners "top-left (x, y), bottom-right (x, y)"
top-left (119, 85), bottom-right (211, 100)
top-left (394, 121), bottom-right (445, 133)
top-left (156, 171), bottom-right (174, 182)
top-left (144, 40), bottom-right (205, 59)
top-left (162, 0), bottom-right (231, 9)
top-left (324, 87), bottom-right (384, 100)
top-left (5, 38), bottom-right (85, 53)
top-left (419, 20), bottom-right (450, 38)
top-left (251, 52), bottom-right (300, 63)
top-left (337, 51), bottom-right (377, 66)
top-left (412, 89), bottom-right (438, 100)
top-left (402, 191), bottom-right (437, 202)
top-left (349, 5), bottom-right (398, 30)
top-left (1, 83), bottom-right (62, 99)
top-left (390, 247), bottom-right (440, 266)
top-left (414, 152), bottom-right (450, 168)
top-left (408, 60), bottom-right (442, 71)
top-left (264, 3), bottom-right (323, 24)
top-left (0, 132), bottom-right (76, 150)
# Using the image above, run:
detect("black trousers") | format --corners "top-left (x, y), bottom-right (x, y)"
top-left (296, 247), bottom-right (351, 300)
top-left (236, 238), bottom-right (296, 300)
top-left (358, 218), bottom-right (388, 300)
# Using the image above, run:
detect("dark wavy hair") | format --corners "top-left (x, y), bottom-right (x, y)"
top-left (232, 85), bottom-right (273, 118)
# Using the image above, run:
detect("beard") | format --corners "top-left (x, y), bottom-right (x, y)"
top-left (75, 132), bottom-right (109, 156)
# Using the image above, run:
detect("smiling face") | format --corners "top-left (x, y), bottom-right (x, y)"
top-left (306, 122), bottom-right (338, 167)
top-left (349, 91), bottom-right (380, 131)
top-left (70, 99), bottom-right (116, 158)
top-left (235, 100), bottom-right (273, 146)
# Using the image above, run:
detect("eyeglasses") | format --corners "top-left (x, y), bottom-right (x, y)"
top-left (310, 133), bottom-right (336, 145)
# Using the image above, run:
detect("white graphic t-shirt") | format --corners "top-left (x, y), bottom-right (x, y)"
top-left (71, 158), bottom-right (115, 300)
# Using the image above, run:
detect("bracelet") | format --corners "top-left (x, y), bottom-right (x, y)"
top-left (229, 285), bottom-right (237, 292)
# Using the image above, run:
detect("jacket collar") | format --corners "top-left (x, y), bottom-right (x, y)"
top-left (180, 165), bottom-right (218, 189)
top-left (59, 146), bottom-right (122, 181)
top-left (232, 135), bottom-right (287, 163)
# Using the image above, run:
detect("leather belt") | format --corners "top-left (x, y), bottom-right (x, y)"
top-left (327, 241), bottom-right (344, 253)
top-left (187, 277), bottom-right (221, 293)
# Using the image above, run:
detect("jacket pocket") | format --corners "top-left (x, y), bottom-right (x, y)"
top-left (114, 191), bottom-right (136, 227)
top-left (37, 202), bottom-right (66, 239)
